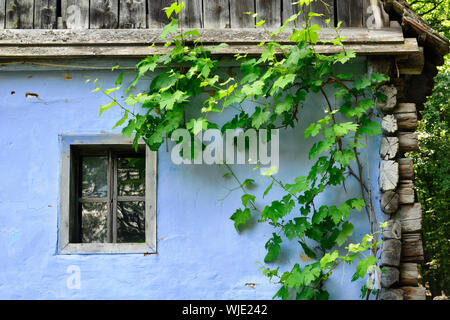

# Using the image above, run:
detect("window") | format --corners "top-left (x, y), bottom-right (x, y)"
top-left (59, 135), bottom-right (157, 254)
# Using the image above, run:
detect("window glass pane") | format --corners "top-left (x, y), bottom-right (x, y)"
top-left (81, 156), bottom-right (108, 198)
top-left (81, 202), bottom-right (108, 243)
top-left (117, 157), bottom-right (145, 197)
top-left (117, 201), bottom-right (145, 243)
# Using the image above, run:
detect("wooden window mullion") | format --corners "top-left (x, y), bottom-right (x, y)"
top-left (112, 154), bottom-right (118, 243)
top-left (107, 150), bottom-right (113, 243)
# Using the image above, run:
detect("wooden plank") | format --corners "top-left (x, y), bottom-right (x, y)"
top-left (5, 0), bottom-right (34, 29)
top-left (119, 0), bottom-right (146, 28)
top-left (61, 0), bottom-right (89, 29)
top-left (179, 0), bottom-right (202, 28)
top-left (90, 0), bottom-right (119, 29)
top-left (230, 0), bottom-right (254, 28)
top-left (282, 0), bottom-right (307, 28)
top-left (0, 0), bottom-right (5, 29)
top-left (147, 0), bottom-right (172, 28)
top-left (107, 150), bottom-right (113, 243)
top-left (255, 0), bottom-right (281, 29)
top-left (337, 0), bottom-right (364, 27)
top-left (112, 156), bottom-right (118, 243)
top-left (61, 242), bottom-right (154, 254)
top-left (34, 0), bottom-right (57, 29)
top-left (145, 146), bottom-right (157, 252)
top-left (0, 28), bottom-right (407, 45)
top-left (309, 0), bottom-right (333, 27)
top-left (0, 39), bottom-right (421, 57)
top-left (203, 0), bottom-right (230, 29)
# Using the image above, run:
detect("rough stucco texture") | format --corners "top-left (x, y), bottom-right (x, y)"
top-left (0, 60), bottom-right (383, 299)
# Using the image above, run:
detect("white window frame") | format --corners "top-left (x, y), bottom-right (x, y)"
top-left (58, 134), bottom-right (157, 254)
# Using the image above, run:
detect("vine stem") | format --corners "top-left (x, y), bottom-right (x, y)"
top-left (224, 163), bottom-right (261, 214)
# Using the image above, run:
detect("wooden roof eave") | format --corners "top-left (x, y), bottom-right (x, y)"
top-left (0, 27), bottom-right (420, 58)
top-left (386, 0), bottom-right (450, 57)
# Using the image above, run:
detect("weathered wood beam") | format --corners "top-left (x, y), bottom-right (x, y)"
top-left (388, 0), bottom-right (449, 56)
top-left (180, 0), bottom-right (202, 28)
top-left (399, 263), bottom-right (419, 286)
top-left (281, 0), bottom-right (307, 27)
top-left (397, 47), bottom-right (424, 75)
top-left (402, 286), bottom-right (426, 300)
top-left (398, 158), bottom-right (414, 180)
top-left (381, 191), bottom-right (399, 215)
top-left (203, 0), bottom-right (230, 29)
top-left (377, 85), bottom-right (398, 113)
top-left (382, 219), bottom-right (402, 240)
top-left (255, 0), bottom-right (281, 29)
top-left (90, 0), bottom-right (118, 29)
top-left (5, 0), bottom-right (34, 29)
top-left (395, 203), bottom-right (422, 234)
top-left (380, 288), bottom-right (403, 300)
top-left (338, 0), bottom-right (362, 28)
top-left (0, 40), bottom-right (421, 58)
top-left (394, 103), bottom-right (418, 131)
top-left (398, 132), bottom-right (419, 152)
top-left (397, 180), bottom-right (415, 204)
top-left (34, 0), bottom-right (57, 29)
top-left (309, 0), bottom-right (333, 27)
top-left (0, 27), bottom-right (407, 44)
top-left (401, 233), bottom-right (424, 263)
top-left (0, 0), bottom-right (4, 29)
top-left (381, 239), bottom-right (402, 267)
top-left (147, 0), bottom-right (172, 28)
top-left (381, 266), bottom-right (400, 288)
top-left (230, 0), bottom-right (254, 28)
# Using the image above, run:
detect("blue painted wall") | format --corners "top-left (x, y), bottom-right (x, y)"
top-left (0, 58), bottom-right (383, 299)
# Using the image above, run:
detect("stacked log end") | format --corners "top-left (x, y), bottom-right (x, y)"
top-left (377, 83), bottom-right (425, 300)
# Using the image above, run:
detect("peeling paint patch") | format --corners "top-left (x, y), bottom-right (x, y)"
top-left (25, 92), bottom-right (39, 99)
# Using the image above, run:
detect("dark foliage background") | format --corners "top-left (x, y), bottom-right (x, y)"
top-left (407, 0), bottom-right (449, 298)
